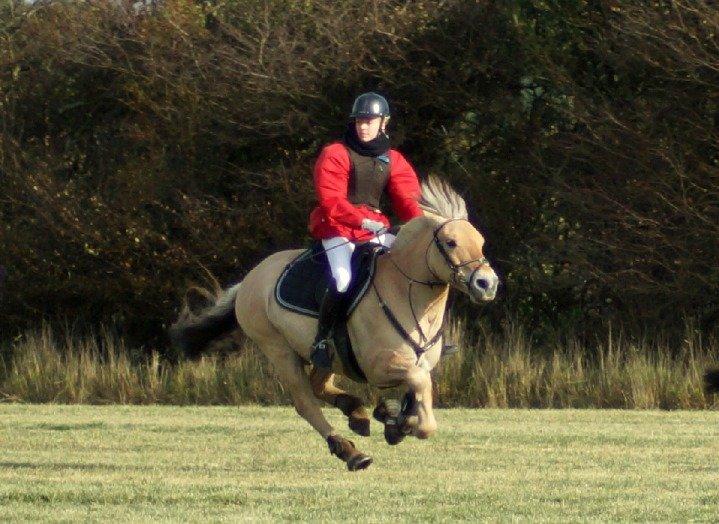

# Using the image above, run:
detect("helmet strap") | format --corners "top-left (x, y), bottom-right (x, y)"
top-left (380, 116), bottom-right (389, 137)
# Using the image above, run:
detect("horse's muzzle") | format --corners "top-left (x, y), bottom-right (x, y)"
top-left (468, 268), bottom-right (499, 303)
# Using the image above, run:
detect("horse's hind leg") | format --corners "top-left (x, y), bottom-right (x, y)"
top-left (265, 343), bottom-right (372, 471)
top-left (310, 368), bottom-right (370, 437)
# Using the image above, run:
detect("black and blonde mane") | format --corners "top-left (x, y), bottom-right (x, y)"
top-left (419, 176), bottom-right (468, 221)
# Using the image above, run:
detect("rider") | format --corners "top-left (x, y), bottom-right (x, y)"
top-left (308, 92), bottom-right (424, 368)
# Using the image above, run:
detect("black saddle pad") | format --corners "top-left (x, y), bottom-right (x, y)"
top-left (275, 241), bottom-right (385, 318)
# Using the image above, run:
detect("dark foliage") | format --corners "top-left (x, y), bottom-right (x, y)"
top-left (705, 369), bottom-right (719, 395)
top-left (0, 0), bottom-right (717, 346)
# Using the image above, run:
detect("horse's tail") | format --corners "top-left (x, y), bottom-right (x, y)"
top-left (169, 282), bottom-right (242, 359)
top-left (705, 368), bottom-right (719, 395)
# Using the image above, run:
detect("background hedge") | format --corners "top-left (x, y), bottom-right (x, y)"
top-left (1, 0), bottom-right (717, 347)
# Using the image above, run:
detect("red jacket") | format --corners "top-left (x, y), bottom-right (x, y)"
top-left (309, 142), bottom-right (423, 241)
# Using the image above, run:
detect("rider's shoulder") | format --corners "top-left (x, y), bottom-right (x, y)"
top-left (315, 142), bottom-right (351, 170)
top-left (320, 141), bottom-right (350, 157)
top-left (388, 149), bottom-right (410, 164)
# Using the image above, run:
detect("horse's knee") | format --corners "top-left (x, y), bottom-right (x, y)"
top-left (404, 367), bottom-right (429, 391)
top-left (414, 419), bottom-right (437, 439)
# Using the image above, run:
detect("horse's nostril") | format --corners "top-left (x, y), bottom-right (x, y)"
top-left (475, 278), bottom-right (489, 290)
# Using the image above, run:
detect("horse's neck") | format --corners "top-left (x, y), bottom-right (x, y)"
top-left (378, 233), bottom-right (449, 320)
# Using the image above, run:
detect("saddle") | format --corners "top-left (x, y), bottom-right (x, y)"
top-left (274, 241), bottom-right (386, 382)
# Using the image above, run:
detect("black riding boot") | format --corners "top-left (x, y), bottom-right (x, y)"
top-left (310, 287), bottom-right (345, 368)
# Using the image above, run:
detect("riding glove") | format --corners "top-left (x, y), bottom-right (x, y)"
top-left (361, 218), bottom-right (385, 233)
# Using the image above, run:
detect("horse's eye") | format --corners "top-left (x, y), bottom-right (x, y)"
top-left (446, 239), bottom-right (458, 248)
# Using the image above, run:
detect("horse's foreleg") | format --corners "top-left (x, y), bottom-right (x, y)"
top-left (310, 368), bottom-right (370, 436)
top-left (371, 354), bottom-right (437, 442)
top-left (404, 366), bottom-right (437, 439)
top-left (268, 347), bottom-right (372, 470)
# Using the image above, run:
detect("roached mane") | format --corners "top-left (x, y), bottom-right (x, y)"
top-left (419, 175), bottom-right (468, 220)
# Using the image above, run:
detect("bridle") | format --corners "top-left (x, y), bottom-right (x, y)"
top-left (426, 218), bottom-right (490, 289)
top-left (373, 218), bottom-right (490, 360)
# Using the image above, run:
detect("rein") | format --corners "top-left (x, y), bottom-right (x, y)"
top-left (376, 218), bottom-right (489, 361)
top-left (372, 279), bottom-right (444, 360)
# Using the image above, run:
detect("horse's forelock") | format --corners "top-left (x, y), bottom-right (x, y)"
top-left (419, 176), bottom-right (468, 221)
top-left (392, 177), bottom-right (471, 250)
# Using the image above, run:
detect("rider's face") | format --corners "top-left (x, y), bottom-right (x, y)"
top-left (355, 116), bottom-right (386, 142)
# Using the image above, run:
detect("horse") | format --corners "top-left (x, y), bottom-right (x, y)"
top-left (170, 176), bottom-right (499, 470)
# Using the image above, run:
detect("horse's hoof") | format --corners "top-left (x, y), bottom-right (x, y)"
top-left (384, 419), bottom-right (406, 446)
top-left (349, 416), bottom-right (370, 437)
top-left (347, 453), bottom-right (373, 471)
top-left (372, 402), bottom-right (387, 423)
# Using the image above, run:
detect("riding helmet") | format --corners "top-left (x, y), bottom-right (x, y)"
top-left (350, 92), bottom-right (390, 119)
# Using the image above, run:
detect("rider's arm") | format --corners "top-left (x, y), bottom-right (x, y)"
top-left (314, 144), bottom-right (365, 228)
top-left (386, 151), bottom-right (423, 222)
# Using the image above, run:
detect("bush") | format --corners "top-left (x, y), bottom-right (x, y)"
top-left (0, 0), bottom-right (717, 346)
top-left (1, 321), bottom-right (716, 408)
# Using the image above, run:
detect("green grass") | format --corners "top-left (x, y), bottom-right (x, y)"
top-left (0, 405), bottom-right (718, 521)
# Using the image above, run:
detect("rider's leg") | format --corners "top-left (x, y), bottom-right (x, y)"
top-left (372, 232), bottom-right (396, 248)
top-left (310, 237), bottom-right (354, 368)
top-left (323, 236), bottom-right (355, 293)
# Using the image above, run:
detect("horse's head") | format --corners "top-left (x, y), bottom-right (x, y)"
top-left (394, 176), bottom-right (498, 303)
top-left (425, 216), bottom-right (498, 303)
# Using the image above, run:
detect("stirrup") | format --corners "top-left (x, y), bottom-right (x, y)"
top-left (311, 338), bottom-right (334, 368)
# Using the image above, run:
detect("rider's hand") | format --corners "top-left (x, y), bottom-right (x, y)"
top-left (361, 218), bottom-right (385, 234)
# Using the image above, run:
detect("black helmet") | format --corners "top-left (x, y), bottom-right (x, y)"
top-left (350, 92), bottom-right (390, 119)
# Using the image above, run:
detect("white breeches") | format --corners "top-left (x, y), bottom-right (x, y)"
top-left (322, 234), bottom-right (396, 293)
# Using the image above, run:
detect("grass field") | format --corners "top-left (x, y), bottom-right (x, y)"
top-left (1, 406), bottom-right (718, 521)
